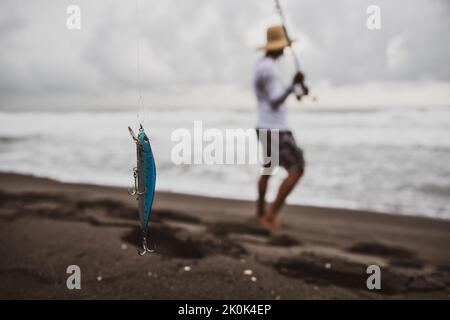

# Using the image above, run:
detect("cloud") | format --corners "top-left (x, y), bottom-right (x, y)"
top-left (386, 35), bottom-right (409, 71)
top-left (0, 0), bottom-right (449, 109)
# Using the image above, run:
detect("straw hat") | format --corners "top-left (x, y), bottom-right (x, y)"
top-left (258, 25), bottom-right (296, 52)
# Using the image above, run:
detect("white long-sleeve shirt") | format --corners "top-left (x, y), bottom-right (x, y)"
top-left (253, 57), bottom-right (294, 130)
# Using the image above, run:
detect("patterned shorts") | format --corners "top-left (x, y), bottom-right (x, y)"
top-left (256, 128), bottom-right (305, 172)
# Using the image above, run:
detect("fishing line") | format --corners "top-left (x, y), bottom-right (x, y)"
top-left (128, 0), bottom-right (157, 256)
top-left (135, 0), bottom-right (145, 124)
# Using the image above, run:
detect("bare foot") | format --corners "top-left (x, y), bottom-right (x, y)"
top-left (256, 209), bottom-right (265, 219)
top-left (267, 215), bottom-right (281, 228)
top-left (260, 213), bottom-right (281, 229)
top-left (258, 215), bottom-right (268, 226)
top-left (256, 200), bottom-right (266, 219)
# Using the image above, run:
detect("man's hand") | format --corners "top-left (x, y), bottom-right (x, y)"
top-left (301, 84), bottom-right (309, 96)
top-left (292, 71), bottom-right (309, 97)
top-left (292, 71), bottom-right (305, 86)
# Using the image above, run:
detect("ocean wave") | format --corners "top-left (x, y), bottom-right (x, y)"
top-left (0, 136), bottom-right (30, 144)
top-left (0, 107), bottom-right (449, 220)
top-left (419, 184), bottom-right (450, 198)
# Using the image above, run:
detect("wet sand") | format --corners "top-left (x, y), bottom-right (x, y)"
top-left (0, 172), bottom-right (449, 299)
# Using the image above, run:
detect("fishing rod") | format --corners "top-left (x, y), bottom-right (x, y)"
top-left (274, 0), bottom-right (317, 102)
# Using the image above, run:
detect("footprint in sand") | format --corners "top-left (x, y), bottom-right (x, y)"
top-left (273, 252), bottom-right (446, 295)
top-left (347, 242), bottom-right (425, 269)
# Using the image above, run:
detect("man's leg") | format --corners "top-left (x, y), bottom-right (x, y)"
top-left (264, 168), bottom-right (303, 227)
top-left (257, 174), bottom-right (270, 218)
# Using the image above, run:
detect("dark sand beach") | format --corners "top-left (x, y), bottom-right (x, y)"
top-left (0, 172), bottom-right (449, 299)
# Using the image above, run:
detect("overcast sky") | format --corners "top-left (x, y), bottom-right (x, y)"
top-left (0, 0), bottom-right (449, 110)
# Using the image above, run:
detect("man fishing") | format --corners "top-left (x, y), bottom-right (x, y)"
top-left (254, 25), bottom-right (309, 228)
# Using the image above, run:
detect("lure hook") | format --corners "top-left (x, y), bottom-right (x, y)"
top-left (128, 167), bottom-right (146, 196)
top-left (138, 233), bottom-right (156, 256)
top-left (127, 167), bottom-right (138, 195)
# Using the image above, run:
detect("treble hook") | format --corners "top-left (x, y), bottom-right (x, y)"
top-left (128, 167), bottom-right (146, 196)
top-left (138, 233), bottom-right (156, 255)
top-left (127, 167), bottom-right (138, 195)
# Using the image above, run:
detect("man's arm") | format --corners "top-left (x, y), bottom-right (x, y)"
top-left (269, 84), bottom-right (294, 109)
top-left (263, 68), bottom-right (294, 109)
top-left (266, 70), bottom-right (309, 109)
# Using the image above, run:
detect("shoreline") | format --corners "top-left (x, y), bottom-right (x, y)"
top-left (0, 171), bottom-right (445, 222)
top-left (1, 172), bottom-right (449, 299)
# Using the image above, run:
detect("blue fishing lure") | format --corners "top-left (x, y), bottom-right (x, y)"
top-left (128, 124), bottom-right (156, 255)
